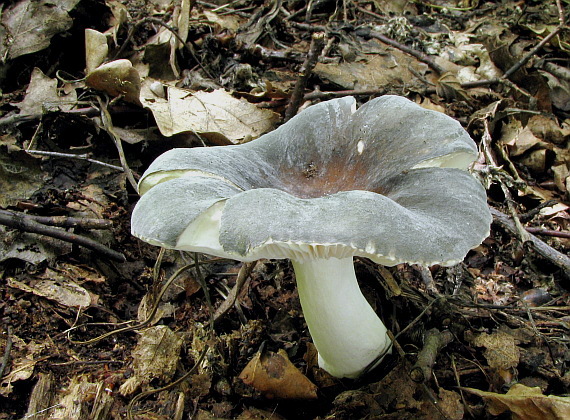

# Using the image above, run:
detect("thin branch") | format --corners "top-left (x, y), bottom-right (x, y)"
top-left (96, 97), bottom-right (138, 191)
top-left (26, 150), bottom-right (124, 172)
top-left (0, 210), bottom-right (125, 262)
top-left (284, 32), bottom-right (326, 121)
top-left (365, 29), bottom-right (445, 75)
top-left (0, 209), bottom-right (112, 230)
top-left (491, 207), bottom-right (570, 275)
top-left (410, 328), bottom-right (455, 383)
top-left (214, 262), bottom-right (256, 322)
top-left (525, 227), bottom-right (570, 239)
top-left (304, 88), bottom-right (387, 100)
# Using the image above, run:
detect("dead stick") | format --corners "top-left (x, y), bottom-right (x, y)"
top-left (366, 30), bottom-right (445, 75)
top-left (0, 211), bottom-right (126, 262)
top-left (525, 227), bottom-right (570, 239)
top-left (491, 207), bottom-right (570, 274)
top-left (214, 262), bottom-right (256, 322)
top-left (304, 88), bottom-right (387, 100)
top-left (481, 119), bottom-right (531, 244)
top-left (410, 328), bottom-right (454, 383)
top-left (97, 97), bottom-right (138, 191)
top-left (26, 150), bottom-right (124, 172)
top-left (0, 209), bottom-right (112, 230)
top-left (284, 32), bottom-right (326, 122)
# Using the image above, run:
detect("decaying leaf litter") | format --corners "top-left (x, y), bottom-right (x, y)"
top-left (0, 0), bottom-right (569, 418)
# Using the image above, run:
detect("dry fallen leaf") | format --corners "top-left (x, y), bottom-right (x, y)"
top-left (0, 337), bottom-right (46, 397)
top-left (119, 325), bottom-right (183, 396)
top-left (500, 117), bottom-right (547, 157)
top-left (463, 383), bottom-right (570, 420)
top-left (437, 388), bottom-right (464, 420)
top-left (0, 0), bottom-right (79, 60)
top-left (314, 49), bottom-right (427, 91)
top-left (239, 349), bottom-right (318, 400)
top-left (85, 59), bottom-right (141, 105)
top-left (46, 375), bottom-right (100, 420)
top-left (85, 28), bottom-right (109, 74)
top-left (471, 328), bottom-right (521, 371)
top-left (7, 277), bottom-right (92, 308)
top-left (14, 68), bottom-right (77, 116)
top-left (140, 84), bottom-right (279, 143)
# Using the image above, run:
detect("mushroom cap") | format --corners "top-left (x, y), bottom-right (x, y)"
top-left (132, 95), bottom-right (491, 266)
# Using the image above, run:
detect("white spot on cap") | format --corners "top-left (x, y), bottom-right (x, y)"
top-left (357, 140), bottom-right (365, 155)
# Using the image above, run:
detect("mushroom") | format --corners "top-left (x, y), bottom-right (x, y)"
top-left (131, 95), bottom-right (492, 379)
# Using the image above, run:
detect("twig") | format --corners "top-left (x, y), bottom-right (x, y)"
top-left (481, 119), bottom-right (531, 244)
top-left (525, 227), bottom-right (570, 239)
top-left (414, 265), bottom-right (441, 297)
top-left (214, 262), bottom-right (256, 322)
top-left (0, 210), bottom-right (125, 262)
top-left (491, 207), bottom-right (570, 275)
top-left (410, 328), bottom-right (454, 383)
top-left (284, 32), bottom-right (326, 122)
top-left (519, 200), bottom-right (558, 222)
top-left (365, 29), bottom-right (445, 75)
top-left (193, 252), bottom-right (215, 332)
top-left (304, 88), bottom-right (387, 100)
top-left (96, 97), bottom-right (138, 191)
top-left (26, 150), bottom-right (124, 172)
top-left (394, 297), bottom-right (440, 342)
top-left (0, 105), bottom-right (143, 127)
top-left (0, 209), bottom-right (112, 230)
top-left (0, 326), bottom-right (12, 378)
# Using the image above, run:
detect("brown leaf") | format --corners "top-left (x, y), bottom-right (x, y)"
top-left (140, 85), bottom-right (279, 142)
top-left (0, 0), bottom-right (79, 60)
top-left (85, 59), bottom-right (141, 105)
top-left (471, 329), bottom-right (520, 371)
top-left (463, 384), bottom-right (570, 420)
top-left (119, 326), bottom-right (183, 396)
top-left (239, 349), bottom-right (318, 400)
top-left (438, 388), bottom-right (464, 420)
top-left (15, 68), bottom-right (77, 116)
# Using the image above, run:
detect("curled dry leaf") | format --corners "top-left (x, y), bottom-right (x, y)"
top-left (7, 277), bottom-right (92, 308)
top-left (0, 0), bottom-right (79, 60)
top-left (14, 68), bottom-right (77, 116)
top-left (140, 84), bottom-right (279, 143)
top-left (313, 49), bottom-right (426, 91)
top-left (437, 388), bottom-right (464, 420)
top-left (85, 28), bottom-right (108, 74)
top-left (0, 337), bottom-right (45, 397)
top-left (85, 59), bottom-right (141, 105)
top-left (463, 383), bottom-right (570, 420)
top-left (471, 329), bottom-right (521, 371)
top-left (119, 325), bottom-right (183, 396)
top-left (239, 349), bottom-right (318, 400)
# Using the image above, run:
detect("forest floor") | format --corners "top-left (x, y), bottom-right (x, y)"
top-left (0, 0), bottom-right (570, 419)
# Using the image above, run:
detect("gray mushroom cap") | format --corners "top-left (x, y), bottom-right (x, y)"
top-left (132, 95), bottom-right (491, 266)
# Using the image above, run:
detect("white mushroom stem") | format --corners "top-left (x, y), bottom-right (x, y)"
top-left (291, 257), bottom-right (392, 378)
